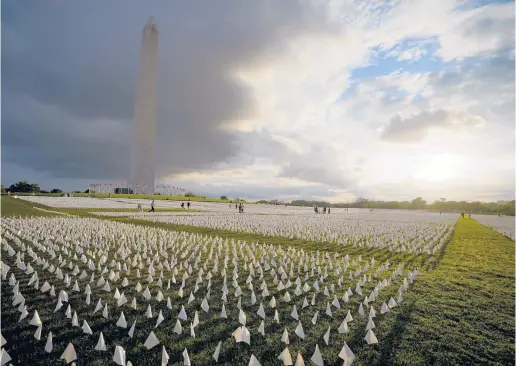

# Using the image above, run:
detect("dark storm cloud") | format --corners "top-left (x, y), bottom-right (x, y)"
top-left (2, 94), bottom-right (130, 179)
top-left (2, 0), bottom-right (337, 180)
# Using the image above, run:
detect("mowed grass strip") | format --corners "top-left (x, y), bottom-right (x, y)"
top-left (387, 217), bottom-right (515, 366)
top-left (1, 196), bottom-right (56, 217)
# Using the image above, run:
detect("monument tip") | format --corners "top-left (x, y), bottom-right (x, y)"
top-left (145, 16), bottom-right (155, 28)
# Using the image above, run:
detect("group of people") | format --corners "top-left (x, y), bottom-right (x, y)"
top-left (136, 200), bottom-right (192, 213)
top-left (314, 206), bottom-right (330, 214)
top-left (228, 202), bottom-right (245, 213)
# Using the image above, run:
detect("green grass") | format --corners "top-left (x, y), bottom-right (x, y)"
top-left (384, 217), bottom-right (515, 366)
top-left (1, 196), bottom-right (57, 217)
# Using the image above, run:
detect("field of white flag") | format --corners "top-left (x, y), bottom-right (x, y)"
top-left (1, 196), bottom-right (514, 365)
top-left (91, 212), bottom-right (455, 255)
top-left (471, 214), bottom-right (515, 241)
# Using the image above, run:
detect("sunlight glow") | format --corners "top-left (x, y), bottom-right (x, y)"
top-left (413, 153), bottom-right (463, 183)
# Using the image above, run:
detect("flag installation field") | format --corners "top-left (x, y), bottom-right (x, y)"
top-left (1, 217), bottom-right (424, 365)
top-left (16, 196), bottom-right (138, 209)
top-left (91, 212), bottom-right (455, 255)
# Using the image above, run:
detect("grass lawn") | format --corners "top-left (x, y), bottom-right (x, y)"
top-left (1, 195), bottom-right (57, 217)
top-left (385, 217), bottom-right (515, 366)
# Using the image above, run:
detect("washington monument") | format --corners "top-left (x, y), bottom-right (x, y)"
top-left (129, 17), bottom-right (158, 194)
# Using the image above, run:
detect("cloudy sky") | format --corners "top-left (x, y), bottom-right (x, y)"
top-left (2, 0), bottom-right (514, 202)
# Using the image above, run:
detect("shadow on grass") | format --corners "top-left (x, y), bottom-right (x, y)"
top-left (379, 298), bottom-right (417, 365)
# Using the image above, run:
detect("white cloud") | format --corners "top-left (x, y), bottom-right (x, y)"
top-left (437, 2), bottom-right (515, 61)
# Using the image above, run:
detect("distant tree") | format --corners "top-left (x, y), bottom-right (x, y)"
top-left (220, 196), bottom-right (228, 200)
top-left (51, 189), bottom-right (63, 194)
top-left (411, 197), bottom-right (426, 210)
top-left (185, 192), bottom-right (197, 197)
top-left (84, 189), bottom-right (90, 193)
top-left (498, 201), bottom-right (515, 216)
top-left (40, 190), bottom-right (49, 194)
top-left (9, 180), bottom-right (40, 193)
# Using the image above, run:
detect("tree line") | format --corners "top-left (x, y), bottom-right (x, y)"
top-left (2, 181), bottom-right (82, 194)
top-left (290, 197), bottom-right (515, 216)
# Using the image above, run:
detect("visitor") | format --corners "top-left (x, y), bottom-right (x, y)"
top-left (137, 204), bottom-right (142, 213)
top-left (461, 212), bottom-right (464, 218)
top-left (181, 203), bottom-right (184, 209)
top-left (328, 208), bottom-right (330, 214)
top-left (323, 207), bottom-right (327, 214)
top-left (187, 202), bottom-right (190, 209)
top-left (149, 200), bottom-right (155, 212)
